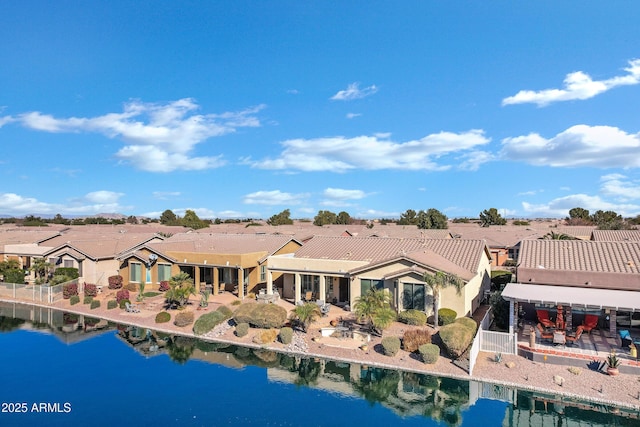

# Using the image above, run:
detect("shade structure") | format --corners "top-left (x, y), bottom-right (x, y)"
top-left (502, 283), bottom-right (640, 312)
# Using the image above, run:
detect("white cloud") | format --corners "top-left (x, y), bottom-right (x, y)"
top-left (501, 125), bottom-right (640, 168)
top-left (0, 191), bottom-right (131, 216)
top-left (0, 116), bottom-right (14, 127)
top-left (246, 130), bottom-right (490, 172)
top-left (13, 99), bottom-right (264, 172)
top-left (502, 59), bottom-right (640, 106)
top-left (522, 194), bottom-right (640, 218)
top-left (330, 83), bottom-right (378, 101)
top-left (286, 89), bottom-right (300, 95)
top-left (457, 150), bottom-right (495, 171)
top-left (346, 113), bottom-right (362, 119)
top-left (517, 189), bottom-right (543, 196)
top-left (152, 191), bottom-right (181, 200)
top-left (243, 190), bottom-right (309, 205)
top-left (600, 174), bottom-right (640, 201)
top-left (323, 188), bottom-right (367, 200)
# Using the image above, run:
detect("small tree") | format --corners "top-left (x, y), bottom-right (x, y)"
top-left (423, 271), bottom-right (464, 328)
top-left (336, 211), bottom-right (351, 225)
top-left (181, 209), bottom-right (208, 229)
top-left (30, 257), bottom-right (51, 283)
top-left (313, 210), bottom-right (337, 226)
top-left (479, 208), bottom-right (507, 227)
top-left (159, 209), bottom-right (179, 225)
top-left (165, 272), bottom-right (196, 309)
top-left (289, 303), bottom-right (321, 332)
top-left (354, 288), bottom-right (395, 336)
top-left (267, 209), bottom-right (294, 226)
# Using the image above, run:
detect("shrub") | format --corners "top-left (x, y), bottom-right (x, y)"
top-left (402, 329), bottom-right (432, 353)
top-left (455, 317), bottom-right (478, 333)
top-left (398, 309), bottom-right (427, 326)
top-left (279, 327), bottom-right (293, 344)
top-left (84, 283), bottom-right (98, 297)
top-left (253, 328), bottom-right (278, 344)
top-left (116, 289), bottom-right (130, 303)
top-left (108, 275), bottom-right (123, 289)
top-left (63, 283), bottom-right (78, 299)
top-left (143, 292), bottom-right (161, 298)
top-left (85, 317), bottom-right (100, 326)
top-left (63, 313), bottom-right (79, 324)
top-left (155, 312), bottom-right (171, 323)
top-left (381, 336), bottom-right (401, 356)
top-left (217, 305), bottom-right (233, 319)
top-left (90, 300), bottom-right (100, 310)
top-left (438, 308), bottom-right (457, 326)
top-left (119, 299), bottom-right (131, 309)
top-left (419, 343), bottom-right (440, 364)
top-left (159, 281), bottom-right (170, 292)
top-left (69, 295), bottom-right (80, 305)
top-left (54, 267), bottom-right (79, 279)
top-left (439, 323), bottom-right (475, 359)
top-left (83, 295), bottom-right (93, 304)
top-left (107, 300), bottom-right (118, 310)
top-left (4, 269), bottom-right (25, 284)
top-left (231, 300), bottom-right (241, 306)
top-left (174, 311), bottom-right (195, 327)
top-left (193, 311), bottom-right (226, 336)
top-left (236, 322), bottom-right (249, 337)
top-left (233, 303), bottom-right (287, 329)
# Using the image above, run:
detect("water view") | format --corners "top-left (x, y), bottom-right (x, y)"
top-left (0, 303), bottom-right (638, 427)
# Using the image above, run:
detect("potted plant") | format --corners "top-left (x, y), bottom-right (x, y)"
top-left (606, 350), bottom-right (621, 376)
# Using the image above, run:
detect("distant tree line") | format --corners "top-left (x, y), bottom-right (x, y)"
top-left (566, 207), bottom-right (640, 230)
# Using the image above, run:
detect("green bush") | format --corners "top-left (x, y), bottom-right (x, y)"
top-left (233, 303), bottom-right (287, 329)
top-left (83, 295), bottom-right (93, 304)
top-left (455, 317), bottom-right (478, 333)
top-left (217, 305), bottom-right (233, 319)
top-left (491, 271), bottom-right (512, 290)
top-left (119, 299), bottom-right (131, 309)
top-left (155, 312), bottom-right (171, 323)
top-left (253, 328), bottom-right (278, 344)
top-left (107, 300), bottom-right (118, 310)
top-left (402, 329), bottom-right (432, 352)
top-left (54, 267), bottom-right (79, 279)
top-left (398, 309), bottom-right (427, 326)
top-left (279, 327), bottom-right (293, 344)
top-left (69, 295), bottom-right (80, 305)
top-left (4, 269), bottom-right (25, 284)
top-left (438, 323), bottom-right (475, 359)
top-left (438, 308), bottom-right (457, 325)
top-left (381, 336), bottom-right (401, 356)
top-left (419, 343), bottom-right (440, 364)
top-left (90, 300), bottom-right (100, 310)
top-left (142, 291), bottom-right (161, 298)
top-left (174, 311), bottom-right (195, 327)
top-left (236, 322), bottom-right (249, 337)
top-left (193, 311), bottom-right (227, 336)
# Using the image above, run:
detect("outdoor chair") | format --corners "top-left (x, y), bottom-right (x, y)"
top-left (565, 326), bottom-right (584, 347)
top-left (316, 300), bottom-right (330, 316)
top-left (620, 329), bottom-right (633, 348)
top-left (304, 291), bottom-right (313, 302)
top-left (582, 314), bottom-right (599, 334)
top-left (125, 302), bottom-right (140, 313)
top-left (536, 310), bottom-right (555, 328)
top-left (536, 323), bottom-right (553, 343)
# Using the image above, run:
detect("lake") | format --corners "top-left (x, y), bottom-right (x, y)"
top-left (0, 302), bottom-right (638, 427)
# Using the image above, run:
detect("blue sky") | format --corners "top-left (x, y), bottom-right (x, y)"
top-left (1, 1), bottom-right (640, 220)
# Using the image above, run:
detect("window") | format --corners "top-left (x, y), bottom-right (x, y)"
top-left (130, 262), bottom-right (142, 283)
top-left (403, 283), bottom-right (426, 311)
top-left (360, 278), bottom-right (383, 296)
top-left (158, 264), bottom-right (171, 282)
top-left (63, 259), bottom-right (74, 268)
top-left (260, 265), bottom-right (266, 282)
top-left (302, 275), bottom-right (319, 293)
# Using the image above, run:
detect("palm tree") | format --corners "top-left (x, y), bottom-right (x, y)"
top-left (30, 257), bottom-right (51, 283)
top-left (354, 288), bottom-right (396, 336)
top-left (423, 271), bottom-right (464, 328)
top-left (289, 303), bottom-right (321, 332)
top-left (540, 231), bottom-right (576, 240)
top-left (165, 272), bottom-right (196, 309)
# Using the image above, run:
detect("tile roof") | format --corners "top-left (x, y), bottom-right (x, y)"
top-left (43, 235), bottom-right (163, 260)
top-left (518, 240), bottom-right (640, 274)
top-left (292, 236), bottom-right (488, 276)
top-left (148, 233), bottom-right (300, 257)
top-left (591, 230), bottom-right (640, 242)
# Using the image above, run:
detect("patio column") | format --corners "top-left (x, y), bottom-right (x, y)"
top-left (294, 273), bottom-right (301, 303)
top-left (609, 310), bottom-right (617, 336)
top-left (238, 267), bottom-right (244, 299)
top-left (508, 300), bottom-right (515, 334)
top-left (319, 275), bottom-right (326, 302)
top-left (266, 271), bottom-right (273, 294)
top-left (213, 267), bottom-right (220, 295)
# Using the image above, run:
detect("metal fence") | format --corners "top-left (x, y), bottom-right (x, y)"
top-left (0, 280), bottom-right (68, 304)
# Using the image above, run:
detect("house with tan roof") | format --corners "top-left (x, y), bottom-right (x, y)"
top-left (502, 239), bottom-right (640, 335)
top-left (266, 236), bottom-right (491, 317)
top-left (117, 233), bottom-right (303, 297)
top-left (591, 229), bottom-right (640, 242)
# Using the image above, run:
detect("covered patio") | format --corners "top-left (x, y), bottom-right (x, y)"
top-left (502, 283), bottom-right (640, 370)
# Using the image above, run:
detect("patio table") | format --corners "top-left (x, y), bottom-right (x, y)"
top-left (553, 330), bottom-right (566, 345)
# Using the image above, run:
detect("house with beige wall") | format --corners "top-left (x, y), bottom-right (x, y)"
top-left (117, 233), bottom-right (303, 297)
top-left (266, 236), bottom-right (491, 317)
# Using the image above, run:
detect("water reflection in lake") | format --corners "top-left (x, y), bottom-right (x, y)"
top-left (0, 302), bottom-right (639, 427)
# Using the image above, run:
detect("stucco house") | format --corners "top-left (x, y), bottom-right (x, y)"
top-left (266, 236), bottom-right (492, 317)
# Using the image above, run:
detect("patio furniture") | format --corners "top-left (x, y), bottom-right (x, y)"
top-left (620, 329), bottom-right (633, 348)
top-left (582, 314), bottom-right (599, 334)
top-left (555, 305), bottom-right (565, 330)
top-left (553, 330), bottom-right (566, 345)
top-left (536, 323), bottom-right (553, 343)
top-left (565, 326), bottom-right (584, 347)
top-left (316, 300), bottom-right (330, 316)
top-left (125, 302), bottom-right (140, 313)
top-left (536, 310), bottom-right (555, 328)
top-left (304, 291), bottom-right (313, 302)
